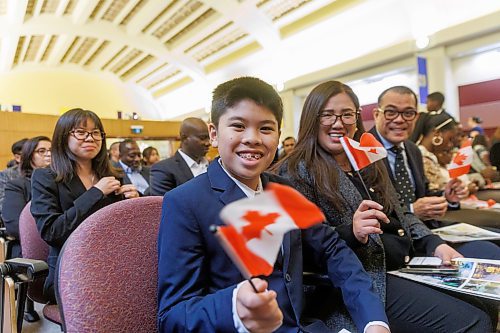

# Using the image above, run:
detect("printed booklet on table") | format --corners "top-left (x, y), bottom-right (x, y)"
top-left (389, 258), bottom-right (500, 301)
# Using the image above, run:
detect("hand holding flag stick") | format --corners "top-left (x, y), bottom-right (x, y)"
top-left (339, 133), bottom-right (388, 199)
top-left (211, 183), bottom-right (325, 292)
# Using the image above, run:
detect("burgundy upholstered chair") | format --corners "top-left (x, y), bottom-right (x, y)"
top-left (57, 196), bottom-right (163, 333)
top-left (19, 202), bottom-right (62, 326)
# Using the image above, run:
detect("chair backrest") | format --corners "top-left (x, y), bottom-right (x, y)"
top-left (57, 196), bottom-right (163, 333)
top-left (19, 202), bottom-right (49, 261)
top-left (18, 201), bottom-right (51, 304)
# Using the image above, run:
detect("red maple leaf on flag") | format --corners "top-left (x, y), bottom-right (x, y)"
top-left (241, 211), bottom-right (280, 241)
top-left (454, 152), bottom-right (467, 166)
top-left (368, 148), bottom-right (378, 154)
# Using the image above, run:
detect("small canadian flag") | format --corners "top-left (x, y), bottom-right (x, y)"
top-left (448, 139), bottom-right (473, 178)
top-left (215, 183), bottom-right (325, 278)
top-left (340, 133), bottom-right (388, 171)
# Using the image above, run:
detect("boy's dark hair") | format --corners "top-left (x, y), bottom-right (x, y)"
top-left (12, 138), bottom-right (28, 155)
top-left (20, 136), bottom-right (51, 177)
top-left (211, 77), bottom-right (283, 127)
top-left (427, 92), bottom-right (445, 105)
top-left (51, 108), bottom-right (118, 183)
top-left (377, 86), bottom-right (418, 106)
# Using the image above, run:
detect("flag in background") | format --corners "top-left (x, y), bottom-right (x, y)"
top-left (340, 133), bottom-right (387, 171)
top-left (215, 183), bottom-right (325, 278)
top-left (448, 139), bottom-right (473, 178)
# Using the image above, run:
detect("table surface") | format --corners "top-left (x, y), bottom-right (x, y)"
top-left (440, 207), bottom-right (499, 229)
top-left (475, 189), bottom-right (500, 202)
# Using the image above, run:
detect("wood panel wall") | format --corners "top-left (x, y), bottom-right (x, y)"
top-left (0, 112), bottom-right (181, 168)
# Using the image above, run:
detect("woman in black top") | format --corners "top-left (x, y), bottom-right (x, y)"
top-left (275, 81), bottom-right (495, 332)
top-left (1, 136), bottom-right (51, 258)
top-left (31, 108), bottom-right (138, 302)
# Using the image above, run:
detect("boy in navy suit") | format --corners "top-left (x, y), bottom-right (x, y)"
top-left (157, 77), bottom-right (390, 332)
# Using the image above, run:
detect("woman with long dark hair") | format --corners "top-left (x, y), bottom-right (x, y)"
top-left (275, 81), bottom-right (496, 332)
top-left (31, 108), bottom-right (138, 302)
top-left (1, 136), bottom-right (51, 258)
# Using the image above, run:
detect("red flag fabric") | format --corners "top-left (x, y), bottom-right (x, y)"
top-left (448, 139), bottom-right (473, 178)
top-left (340, 133), bottom-right (387, 171)
top-left (216, 183), bottom-right (325, 278)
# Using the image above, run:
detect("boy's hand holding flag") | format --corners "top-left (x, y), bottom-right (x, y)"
top-left (213, 183), bottom-right (325, 278)
top-left (448, 139), bottom-right (473, 179)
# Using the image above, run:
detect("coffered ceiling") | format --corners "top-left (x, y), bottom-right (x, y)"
top-left (0, 0), bottom-right (338, 99)
top-left (1, 0), bottom-right (500, 119)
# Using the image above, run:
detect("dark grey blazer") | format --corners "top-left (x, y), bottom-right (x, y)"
top-left (150, 151), bottom-right (194, 196)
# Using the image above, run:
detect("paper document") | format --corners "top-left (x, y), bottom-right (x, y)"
top-left (432, 223), bottom-right (500, 243)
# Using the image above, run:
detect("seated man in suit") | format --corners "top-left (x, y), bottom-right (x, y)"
top-left (150, 117), bottom-right (210, 196)
top-left (157, 77), bottom-right (389, 333)
top-left (369, 86), bottom-right (468, 223)
top-left (117, 139), bottom-right (150, 195)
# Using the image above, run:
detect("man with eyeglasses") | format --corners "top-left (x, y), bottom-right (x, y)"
top-left (369, 86), bottom-right (467, 224)
top-left (117, 139), bottom-right (150, 195)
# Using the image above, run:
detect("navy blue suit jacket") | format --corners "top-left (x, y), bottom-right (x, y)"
top-left (157, 160), bottom-right (387, 332)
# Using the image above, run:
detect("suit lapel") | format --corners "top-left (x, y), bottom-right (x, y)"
top-left (174, 151), bottom-right (195, 180)
top-left (208, 160), bottom-right (246, 205)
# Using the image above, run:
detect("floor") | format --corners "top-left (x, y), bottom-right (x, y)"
top-left (21, 302), bottom-right (61, 333)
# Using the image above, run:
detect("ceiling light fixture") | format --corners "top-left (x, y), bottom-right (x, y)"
top-left (415, 36), bottom-right (430, 50)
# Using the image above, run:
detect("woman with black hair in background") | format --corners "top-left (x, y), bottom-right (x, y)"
top-left (1, 136), bottom-right (51, 258)
top-left (142, 146), bottom-right (160, 166)
top-left (31, 108), bottom-right (138, 302)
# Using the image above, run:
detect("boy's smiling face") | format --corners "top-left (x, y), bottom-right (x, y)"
top-left (209, 99), bottom-right (280, 190)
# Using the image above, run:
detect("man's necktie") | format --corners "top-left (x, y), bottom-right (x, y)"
top-left (390, 146), bottom-right (416, 207)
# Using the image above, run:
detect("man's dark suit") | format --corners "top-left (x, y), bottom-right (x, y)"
top-left (150, 151), bottom-right (194, 196)
top-left (369, 127), bottom-right (431, 199)
top-left (31, 168), bottom-right (124, 302)
top-left (157, 160), bottom-right (387, 332)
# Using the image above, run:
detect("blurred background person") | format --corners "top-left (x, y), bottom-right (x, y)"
top-left (0, 138), bottom-right (28, 222)
top-left (409, 91), bottom-right (445, 143)
top-left (278, 136), bottom-right (296, 160)
top-left (108, 141), bottom-right (120, 167)
top-left (1, 136), bottom-right (51, 258)
top-left (142, 146), bottom-right (160, 166)
top-left (150, 117), bottom-right (210, 196)
top-left (117, 139), bottom-right (150, 195)
top-left (468, 116), bottom-right (484, 138)
top-left (489, 127), bottom-right (500, 170)
top-left (31, 108), bottom-right (139, 303)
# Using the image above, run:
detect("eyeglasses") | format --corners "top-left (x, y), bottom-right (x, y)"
top-left (35, 148), bottom-right (51, 155)
top-left (70, 129), bottom-right (105, 141)
top-left (318, 110), bottom-right (358, 126)
top-left (377, 108), bottom-right (418, 121)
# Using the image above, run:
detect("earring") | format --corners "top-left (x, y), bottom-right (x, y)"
top-left (432, 135), bottom-right (443, 146)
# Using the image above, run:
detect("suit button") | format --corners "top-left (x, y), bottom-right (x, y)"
top-left (404, 256), bottom-right (410, 263)
top-left (398, 229), bottom-right (405, 236)
top-left (285, 273), bottom-right (291, 282)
